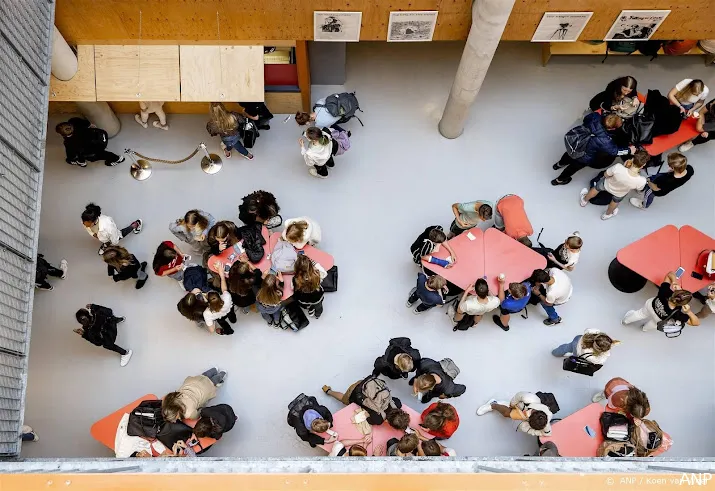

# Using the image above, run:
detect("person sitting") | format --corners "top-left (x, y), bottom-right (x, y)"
top-left (35, 254), bottom-right (67, 291)
top-left (592, 378), bottom-right (650, 419)
top-left (162, 368), bottom-right (227, 422)
top-left (449, 200), bottom-right (493, 237)
top-left (534, 232), bottom-right (583, 271)
top-left (679, 99), bottom-right (715, 152)
top-left (420, 402), bottom-right (459, 440)
top-left (56, 118), bottom-right (126, 167)
top-left (630, 153), bottom-right (693, 210)
top-left (694, 283), bottom-right (715, 319)
top-left (322, 375), bottom-right (407, 426)
top-left (406, 273), bottom-right (448, 314)
top-left (552, 113), bottom-right (636, 185)
top-left (74, 304), bottom-right (132, 367)
top-left (103, 245), bottom-right (148, 289)
top-left (494, 195), bottom-right (533, 246)
top-left (372, 337), bottom-right (421, 380)
top-left (419, 439), bottom-right (457, 457)
top-left (385, 433), bottom-right (419, 457)
top-left (238, 190), bottom-right (281, 228)
top-left (299, 127), bottom-right (338, 179)
top-left (667, 78), bottom-right (709, 118)
top-left (492, 275), bottom-right (531, 331)
top-left (529, 268), bottom-right (573, 326)
top-left (193, 404), bottom-right (238, 441)
top-left (580, 150), bottom-right (649, 220)
top-left (410, 225), bottom-right (457, 265)
top-left (282, 216), bottom-right (322, 249)
top-left (589, 76), bottom-right (639, 115)
top-left (287, 394), bottom-right (335, 448)
top-left (453, 278), bottom-right (500, 330)
top-left (409, 358), bottom-right (466, 403)
top-left (169, 209), bottom-right (215, 253)
top-left (476, 391), bottom-right (553, 437)
top-left (551, 329), bottom-right (620, 367)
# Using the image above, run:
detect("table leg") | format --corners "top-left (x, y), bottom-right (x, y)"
top-left (608, 258), bottom-right (647, 293)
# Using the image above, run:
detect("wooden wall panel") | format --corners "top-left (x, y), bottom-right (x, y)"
top-left (49, 45), bottom-right (96, 101)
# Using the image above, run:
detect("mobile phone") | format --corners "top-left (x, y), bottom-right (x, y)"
top-left (675, 267), bottom-right (685, 279)
top-left (692, 271), bottom-right (704, 280)
top-left (283, 115), bottom-right (292, 123)
top-left (187, 438), bottom-right (199, 447)
top-left (584, 425), bottom-right (595, 438)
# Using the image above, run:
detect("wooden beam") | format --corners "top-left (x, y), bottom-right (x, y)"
top-left (295, 40), bottom-right (311, 112)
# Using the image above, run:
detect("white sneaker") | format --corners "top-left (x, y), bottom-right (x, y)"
top-left (120, 350), bottom-right (133, 367)
top-left (476, 399), bottom-right (497, 416)
top-left (60, 259), bottom-right (68, 279)
top-left (629, 197), bottom-right (646, 210)
top-left (579, 188), bottom-right (589, 207)
top-left (592, 391), bottom-right (606, 403)
top-left (601, 208), bottom-right (619, 220)
top-left (621, 311), bottom-right (634, 325)
top-left (309, 168), bottom-right (328, 179)
top-left (678, 141), bottom-right (694, 153)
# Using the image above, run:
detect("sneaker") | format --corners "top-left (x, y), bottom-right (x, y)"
top-left (132, 219), bottom-right (143, 234)
top-left (406, 288), bottom-right (418, 307)
top-left (307, 310), bottom-right (315, 318)
top-left (629, 197), bottom-right (646, 210)
top-left (106, 156), bottom-right (126, 166)
top-left (476, 399), bottom-right (497, 416)
top-left (347, 131), bottom-right (352, 137)
top-left (601, 208), bottom-right (619, 220)
top-left (120, 350), bottom-right (133, 367)
top-left (579, 188), bottom-right (589, 207)
top-left (543, 317), bottom-right (562, 326)
top-left (266, 318), bottom-right (274, 327)
top-left (70, 160), bottom-right (87, 168)
top-left (135, 277), bottom-right (148, 289)
top-left (413, 305), bottom-right (430, 314)
top-left (241, 307), bottom-right (250, 315)
top-left (215, 370), bottom-right (228, 386)
top-left (241, 153), bottom-right (254, 160)
top-left (264, 215), bottom-right (283, 229)
top-left (551, 177), bottom-right (571, 186)
top-left (621, 311), bottom-right (634, 325)
top-left (678, 141), bottom-right (694, 153)
top-left (492, 315), bottom-right (510, 332)
top-left (592, 391), bottom-right (606, 403)
top-left (552, 161), bottom-right (568, 170)
top-left (309, 168), bottom-right (327, 179)
top-left (98, 244), bottom-right (108, 256)
top-left (115, 316), bottom-right (126, 324)
top-left (60, 259), bottom-right (68, 279)
top-left (35, 283), bottom-right (54, 291)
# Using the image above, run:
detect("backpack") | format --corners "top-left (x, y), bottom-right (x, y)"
top-left (602, 41), bottom-right (637, 63)
top-left (237, 225), bottom-right (265, 264)
top-left (271, 240), bottom-right (298, 273)
top-left (637, 40), bottom-right (664, 60)
top-left (127, 399), bottom-right (164, 439)
top-left (597, 440), bottom-right (637, 457)
top-left (287, 393), bottom-right (314, 426)
top-left (599, 412), bottom-right (632, 441)
top-left (663, 40), bottom-right (698, 55)
top-left (329, 128), bottom-right (351, 155)
top-left (564, 125), bottom-right (593, 159)
top-left (314, 92), bottom-right (364, 126)
top-left (279, 301), bottom-right (310, 332)
top-left (535, 391), bottom-right (560, 415)
top-left (354, 376), bottom-right (392, 417)
top-left (439, 358), bottom-right (460, 379)
top-left (630, 419), bottom-right (664, 456)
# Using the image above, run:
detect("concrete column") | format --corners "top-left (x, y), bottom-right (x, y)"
top-left (76, 102), bottom-right (121, 138)
top-left (438, 0), bottom-right (516, 139)
top-left (51, 26), bottom-right (78, 81)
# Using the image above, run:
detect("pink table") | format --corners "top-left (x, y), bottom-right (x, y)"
top-left (643, 117), bottom-right (700, 156)
top-left (266, 232), bottom-right (335, 299)
top-left (208, 226), bottom-right (271, 274)
top-left (422, 229), bottom-right (484, 290)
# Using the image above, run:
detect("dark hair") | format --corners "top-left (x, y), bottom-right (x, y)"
top-left (420, 402), bottom-right (455, 431)
top-left (626, 387), bottom-right (650, 419)
top-left (56, 121), bottom-right (75, 137)
top-left (529, 410), bottom-right (548, 431)
top-left (295, 112), bottom-right (311, 125)
top-left (177, 293), bottom-right (208, 322)
top-left (228, 262), bottom-right (256, 296)
top-left (478, 204), bottom-right (493, 221)
top-left (517, 236), bottom-right (533, 248)
top-left (474, 278), bottom-right (489, 299)
top-left (81, 203), bottom-right (102, 223)
top-left (607, 76), bottom-right (638, 103)
top-left (670, 289), bottom-right (693, 307)
top-left (305, 126), bottom-right (329, 145)
top-left (240, 190), bottom-right (280, 222)
top-left (421, 439), bottom-right (442, 456)
top-left (385, 407), bottom-right (410, 431)
top-left (206, 291), bottom-right (225, 313)
top-left (207, 221), bottom-right (238, 250)
top-left (530, 269), bottom-right (550, 284)
top-left (152, 242), bottom-right (178, 274)
top-left (75, 308), bottom-right (92, 327)
top-left (193, 416), bottom-right (223, 439)
top-left (428, 228), bottom-right (447, 243)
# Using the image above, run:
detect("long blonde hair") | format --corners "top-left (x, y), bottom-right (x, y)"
top-left (293, 255), bottom-right (321, 293)
top-left (102, 246), bottom-right (133, 269)
top-left (209, 102), bottom-right (238, 133)
top-left (676, 79), bottom-right (704, 102)
top-left (257, 274), bottom-right (283, 306)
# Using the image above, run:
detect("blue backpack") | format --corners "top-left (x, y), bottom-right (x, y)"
top-left (564, 125), bottom-right (593, 160)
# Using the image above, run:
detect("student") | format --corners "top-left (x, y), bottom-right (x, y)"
top-left (256, 271), bottom-right (285, 326)
top-left (169, 210), bottom-right (216, 252)
top-left (152, 241), bottom-right (189, 284)
top-left (299, 127), bottom-right (338, 179)
top-left (239, 101), bottom-right (273, 130)
top-left (193, 404), bottom-right (238, 441)
top-left (667, 78), bottom-right (709, 117)
top-left (385, 407), bottom-right (410, 431)
top-left (494, 195), bottom-right (533, 246)
top-left (203, 266), bottom-right (236, 335)
top-left (322, 376), bottom-right (407, 426)
top-left (177, 291), bottom-right (210, 330)
top-left (329, 439), bottom-right (370, 457)
top-left (21, 425), bottom-right (39, 443)
top-left (205, 102), bottom-right (253, 160)
top-left (182, 265), bottom-right (212, 295)
top-left (695, 283), bottom-right (715, 319)
top-left (579, 150), bottom-right (649, 220)
top-left (207, 221), bottom-right (240, 256)
top-left (162, 368), bottom-right (227, 422)
top-left (529, 268), bottom-right (572, 326)
top-left (287, 395), bottom-right (335, 448)
top-left (410, 225), bottom-right (457, 265)
top-left (592, 378), bottom-right (650, 419)
top-left (420, 402), bottom-right (459, 440)
top-left (552, 113), bottom-right (636, 185)
top-left (406, 272), bottom-right (448, 314)
top-left (679, 99), bottom-right (715, 152)
top-left (238, 190), bottom-right (281, 228)
top-left (551, 329), bottom-right (619, 366)
top-left (372, 337), bottom-right (421, 380)
top-left (282, 217), bottom-right (322, 249)
top-left (56, 118), bottom-right (126, 167)
top-left (589, 76), bottom-right (639, 114)
top-left (476, 392), bottom-right (552, 437)
top-left (492, 276), bottom-right (531, 331)
top-left (292, 255), bottom-right (327, 318)
top-left (419, 439), bottom-right (457, 457)
top-left (103, 246), bottom-right (148, 289)
top-left (409, 358), bottom-right (466, 403)
top-left (453, 278), bottom-right (500, 329)
top-left (386, 433), bottom-right (419, 457)
top-left (533, 441), bottom-right (561, 457)
top-left (81, 203), bottom-right (142, 255)
top-left (622, 271), bottom-right (699, 332)
top-left (630, 153), bottom-right (693, 210)
top-left (449, 200), bottom-right (493, 237)
top-left (74, 304), bottom-right (132, 366)
top-left (536, 232), bottom-right (582, 271)
top-left (35, 254), bottom-right (68, 291)
top-left (295, 97), bottom-right (345, 130)
top-left (227, 258), bottom-right (262, 314)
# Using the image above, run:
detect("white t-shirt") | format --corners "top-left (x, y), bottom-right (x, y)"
top-left (554, 244), bottom-right (580, 268)
top-left (459, 295), bottom-right (500, 315)
top-left (203, 291), bottom-right (233, 326)
top-left (604, 163), bottom-right (647, 197)
top-left (674, 79), bottom-right (710, 104)
top-left (545, 268), bottom-right (573, 305)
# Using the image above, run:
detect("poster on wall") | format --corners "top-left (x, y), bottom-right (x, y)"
top-left (387, 11), bottom-right (439, 42)
top-left (604, 10), bottom-right (670, 41)
top-left (531, 12), bottom-right (594, 42)
top-left (314, 11), bottom-right (363, 42)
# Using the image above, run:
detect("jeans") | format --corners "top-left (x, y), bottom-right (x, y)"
top-left (258, 302), bottom-right (282, 323)
top-left (221, 134), bottom-right (249, 156)
top-left (541, 302), bottom-right (559, 320)
top-left (202, 367), bottom-right (224, 386)
top-left (85, 150), bottom-right (121, 165)
top-left (693, 132), bottom-right (715, 146)
top-left (622, 298), bottom-right (660, 331)
top-left (551, 335), bottom-right (582, 356)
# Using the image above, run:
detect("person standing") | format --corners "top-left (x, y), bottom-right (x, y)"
top-left (162, 368), bottom-right (228, 422)
top-left (239, 102), bottom-right (273, 130)
top-left (169, 209), bottom-right (216, 254)
top-left (55, 118), bottom-right (126, 167)
top-left (622, 271), bottom-right (699, 332)
top-left (453, 278), bottom-right (500, 329)
top-left (282, 217), bottom-right (322, 249)
top-left (551, 329), bottom-right (619, 366)
top-left (152, 241), bottom-right (190, 285)
top-left (103, 246), bottom-right (148, 289)
top-left (410, 225), bottom-right (458, 265)
top-left (203, 266), bottom-right (236, 335)
top-left (256, 272), bottom-right (285, 326)
top-left (409, 358), bottom-right (466, 403)
top-left (629, 153), bottom-right (694, 210)
top-left (206, 102), bottom-right (253, 160)
top-left (529, 268), bottom-right (573, 326)
top-left (35, 254), bottom-right (68, 291)
top-left (449, 200), bottom-right (493, 237)
top-left (406, 272), bottom-right (448, 314)
top-left (372, 337), bottom-right (421, 380)
top-left (494, 195), bottom-right (533, 246)
top-left (74, 304), bottom-right (133, 366)
top-left (299, 127), bottom-right (338, 179)
top-left (419, 402), bottom-right (459, 440)
top-left (81, 203), bottom-right (142, 255)
top-left (292, 255), bottom-right (327, 318)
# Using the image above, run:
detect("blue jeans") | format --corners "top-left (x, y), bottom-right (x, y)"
top-left (258, 302), bottom-right (282, 323)
top-left (552, 335), bottom-right (582, 356)
top-left (541, 302), bottom-right (559, 320)
top-left (221, 134), bottom-right (248, 156)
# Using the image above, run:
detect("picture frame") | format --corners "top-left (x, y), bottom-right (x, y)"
top-left (387, 11), bottom-right (439, 42)
top-left (314, 11), bottom-right (363, 42)
top-left (531, 12), bottom-right (594, 43)
top-left (604, 10), bottom-right (671, 42)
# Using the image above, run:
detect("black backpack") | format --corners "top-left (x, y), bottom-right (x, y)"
top-left (240, 120), bottom-right (259, 149)
top-left (602, 41), bottom-right (637, 63)
top-left (563, 125), bottom-right (593, 159)
top-left (237, 224), bottom-right (266, 263)
top-left (637, 40), bottom-right (664, 60)
top-left (127, 400), bottom-right (164, 439)
top-left (279, 300), bottom-right (310, 332)
top-left (536, 391), bottom-right (560, 415)
top-left (314, 92), bottom-right (364, 126)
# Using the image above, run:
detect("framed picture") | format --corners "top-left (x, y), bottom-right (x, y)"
top-left (604, 10), bottom-right (670, 42)
top-left (531, 12), bottom-right (594, 42)
top-left (387, 11), bottom-right (439, 42)
top-left (314, 11), bottom-right (363, 42)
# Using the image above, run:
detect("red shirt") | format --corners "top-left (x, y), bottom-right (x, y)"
top-left (156, 241), bottom-right (183, 276)
top-left (421, 402), bottom-right (459, 439)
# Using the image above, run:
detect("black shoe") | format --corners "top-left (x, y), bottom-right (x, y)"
top-left (693, 291), bottom-right (707, 304)
top-left (228, 310), bottom-right (238, 323)
top-left (553, 161), bottom-right (568, 170)
top-left (347, 131), bottom-right (352, 137)
top-left (140, 261), bottom-right (147, 271)
top-left (492, 315), bottom-right (510, 331)
top-left (106, 156), bottom-right (126, 167)
top-left (551, 177), bottom-right (571, 186)
top-left (259, 125), bottom-right (270, 130)
top-left (543, 317), bottom-right (562, 326)
top-left (136, 277), bottom-right (148, 289)
top-left (35, 283), bottom-right (54, 291)
top-left (326, 161), bottom-right (335, 168)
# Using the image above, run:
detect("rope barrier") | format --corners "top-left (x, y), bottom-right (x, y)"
top-left (126, 146), bottom-right (202, 165)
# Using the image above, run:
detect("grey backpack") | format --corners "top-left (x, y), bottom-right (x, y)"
top-left (271, 240), bottom-right (297, 273)
top-left (439, 358), bottom-right (460, 379)
top-left (314, 92), bottom-right (364, 126)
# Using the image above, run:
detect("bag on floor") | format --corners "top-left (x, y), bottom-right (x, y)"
top-left (240, 120), bottom-right (258, 149)
top-left (330, 129), bottom-right (351, 155)
top-left (321, 265), bottom-right (338, 292)
top-left (127, 400), bottom-right (164, 439)
top-left (452, 314), bottom-right (475, 332)
top-left (597, 440), bottom-right (637, 457)
top-left (563, 354), bottom-right (602, 376)
top-left (631, 419), bottom-right (664, 456)
top-left (535, 391), bottom-right (560, 415)
top-left (564, 125), bottom-right (593, 159)
top-left (599, 412), bottom-right (632, 441)
top-left (314, 92), bottom-right (364, 126)
top-left (280, 301), bottom-right (309, 332)
top-left (439, 358), bottom-right (460, 379)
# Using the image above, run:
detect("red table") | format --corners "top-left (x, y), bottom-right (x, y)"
top-left (266, 232), bottom-right (334, 299)
top-left (611, 225), bottom-right (715, 293)
top-left (317, 403), bottom-right (426, 456)
top-left (422, 229), bottom-right (484, 291)
top-left (208, 226), bottom-right (271, 274)
top-left (643, 117), bottom-right (700, 156)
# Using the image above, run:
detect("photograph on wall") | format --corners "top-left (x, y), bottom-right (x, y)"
top-left (604, 10), bottom-right (670, 41)
top-left (531, 12), bottom-right (594, 42)
top-left (314, 11), bottom-right (363, 42)
top-left (387, 11), bottom-right (439, 42)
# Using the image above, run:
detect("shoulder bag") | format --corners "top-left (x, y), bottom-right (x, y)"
top-left (563, 354), bottom-right (602, 376)
top-left (656, 309), bottom-right (684, 338)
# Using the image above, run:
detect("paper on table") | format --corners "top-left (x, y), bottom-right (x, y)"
top-left (467, 232), bottom-right (476, 241)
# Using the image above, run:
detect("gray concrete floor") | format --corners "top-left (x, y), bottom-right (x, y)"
top-left (23, 42), bottom-right (715, 458)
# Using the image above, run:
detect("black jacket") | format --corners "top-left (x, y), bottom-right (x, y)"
top-left (286, 395), bottom-right (333, 447)
top-left (237, 224), bottom-right (266, 264)
top-left (372, 337), bottom-right (421, 380)
top-left (62, 117), bottom-right (109, 163)
top-left (409, 358), bottom-right (466, 403)
top-left (107, 255), bottom-right (141, 282)
top-left (82, 304), bottom-right (118, 347)
top-left (35, 254), bottom-right (51, 283)
top-left (200, 404), bottom-right (237, 438)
